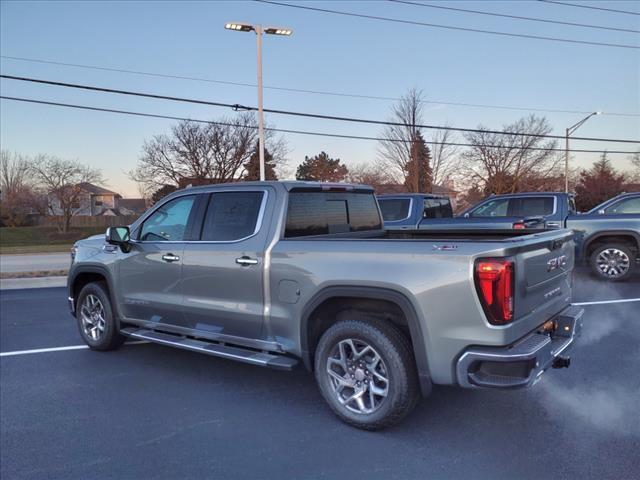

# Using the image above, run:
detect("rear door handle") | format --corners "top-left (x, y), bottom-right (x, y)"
top-left (162, 253), bottom-right (180, 263)
top-left (236, 256), bottom-right (258, 266)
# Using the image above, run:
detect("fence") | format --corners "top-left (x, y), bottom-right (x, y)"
top-left (31, 215), bottom-right (139, 227)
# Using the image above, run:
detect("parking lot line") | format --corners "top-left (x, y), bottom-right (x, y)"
top-left (1, 298), bottom-right (637, 358)
top-left (572, 298), bottom-right (640, 306)
top-left (0, 340), bottom-right (148, 357)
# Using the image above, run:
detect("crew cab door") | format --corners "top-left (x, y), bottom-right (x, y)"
top-left (117, 194), bottom-right (198, 324)
top-left (179, 188), bottom-right (272, 340)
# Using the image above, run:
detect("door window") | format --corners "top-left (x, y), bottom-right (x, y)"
top-left (378, 199), bottom-right (411, 221)
top-left (604, 197), bottom-right (640, 214)
top-left (471, 198), bottom-right (510, 217)
top-left (201, 191), bottom-right (265, 241)
top-left (519, 197), bottom-right (555, 216)
top-left (423, 198), bottom-right (453, 218)
top-left (139, 195), bottom-right (195, 242)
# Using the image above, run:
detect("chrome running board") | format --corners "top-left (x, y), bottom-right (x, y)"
top-left (120, 328), bottom-right (298, 371)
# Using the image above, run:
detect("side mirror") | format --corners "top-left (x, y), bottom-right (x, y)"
top-left (597, 209), bottom-right (605, 215)
top-left (106, 226), bottom-right (131, 251)
top-left (463, 212), bottom-right (470, 218)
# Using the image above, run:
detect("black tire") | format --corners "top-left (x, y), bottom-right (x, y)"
top-left (589, 243), bottom-right (635, 282)
top-left (314, 317), bottom-right (420, 430)
top-left (76, 281), bottom-right (125, 351)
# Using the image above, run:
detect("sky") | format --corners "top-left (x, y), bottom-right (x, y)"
top-left (1, 0), bottom-right (639, 198)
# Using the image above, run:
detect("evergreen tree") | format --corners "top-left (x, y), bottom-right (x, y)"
top-left (243, 142), bottom-right (278, 181)
top-left (404, 131), bottom-right (432, 192)
top-left (296, 152), bottom-right (349, 182)
top-left (575, 153), bottom-right (626, 211)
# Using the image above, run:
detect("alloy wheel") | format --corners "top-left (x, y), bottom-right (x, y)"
top-left (326, 339), bottom-right (389, 415)
top-left (596, 248), bottom-right (630, 279)
top-left (80, 294), bottom-right (106, 341)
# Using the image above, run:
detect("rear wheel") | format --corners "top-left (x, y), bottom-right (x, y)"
top-left (590, 243), bottom-right (635, 282)
top-left (76, 282), bottom-right (125, 350)
top-left (314, 317), bottom-right (420, 430)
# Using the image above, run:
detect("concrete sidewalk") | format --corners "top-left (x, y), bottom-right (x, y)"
top-left (0, 253), bottom-right (70, 273)
top-left (0, 276), bottom-right (67, 290)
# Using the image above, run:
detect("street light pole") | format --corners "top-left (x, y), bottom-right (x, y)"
top-left (255, 25), bottom-right (266, 182)
top-left (225, 22), bottom-right (292, 182)
top-left (564, 111), bottom-right (601, 193)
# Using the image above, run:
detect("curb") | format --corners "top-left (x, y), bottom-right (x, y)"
top-left (0, 276), bottom-right (67, 290)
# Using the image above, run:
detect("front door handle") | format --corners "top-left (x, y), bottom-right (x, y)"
top-left (236, 256), bottom-right (258, 266)
top-left (162, 253), bottom-right (180, 263)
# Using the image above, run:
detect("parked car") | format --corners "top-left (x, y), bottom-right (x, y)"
top-left (377, 194), bottom-right (453, 229)
top-left (419, 192), bottom-right (640, 281)
top-left (68, 182), bottom-right (583, 430)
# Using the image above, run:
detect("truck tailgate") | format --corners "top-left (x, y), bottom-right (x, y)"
top-left (484, 229), bottom-right (575, 328)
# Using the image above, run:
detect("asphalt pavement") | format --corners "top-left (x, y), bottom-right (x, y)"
top-left (1, 273), bottom-right (639, 479)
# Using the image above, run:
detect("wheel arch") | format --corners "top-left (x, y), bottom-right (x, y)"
top-left (583, 230), bottom-right (640, 259)
top-left (300, 286), bottom-right (432, 396)
top-left (68, 265), bottom-right (119, 323)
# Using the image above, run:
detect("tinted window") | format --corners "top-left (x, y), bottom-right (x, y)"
top-left (201, 191), bottom-right (264, 241)
top-left (140, 195), bottom-right (195, 242)
top-left (379, 199), bottom-right (411, 221)
top-left (604, 197), bottom-right (640, 214)
top-left (520, 197), bottom-right (554, 216)
top-left (471, 198), bottom-right (510, 217)
top-left (423, 198), bottom-right (453, 219)
top-left (285, 192), bottom-right (382, 238)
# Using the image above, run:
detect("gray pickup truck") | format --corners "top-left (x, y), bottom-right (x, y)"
top-left (419, 192), bottom-right (640, 281)
top-left (68, 181), bottom-right (583, 430)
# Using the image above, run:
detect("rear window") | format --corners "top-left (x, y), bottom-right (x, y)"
top-left (285, 191), bottom-right (382, 238)
top-left (378, 198), bottom-right (411, 221)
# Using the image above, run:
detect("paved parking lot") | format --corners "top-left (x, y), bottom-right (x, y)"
top-left (1, 272), bottom-right (639, 479)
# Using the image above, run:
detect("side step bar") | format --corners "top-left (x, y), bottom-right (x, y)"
top-left (120, 328), bottom-right (298, 371)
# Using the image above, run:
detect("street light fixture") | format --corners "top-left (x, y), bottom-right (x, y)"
top-left (565, 111), bottom-right (602, 193)
top-left (225, 22), bottom-right (293, 181)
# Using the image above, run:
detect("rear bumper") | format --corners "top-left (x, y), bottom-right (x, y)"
top-left (456, 305), bottom-right (584, 389)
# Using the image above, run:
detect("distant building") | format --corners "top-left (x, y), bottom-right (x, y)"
top-left (48, 182), bottom-right (147, 217)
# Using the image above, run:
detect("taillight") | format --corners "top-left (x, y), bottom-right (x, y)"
top-left (474, 259), bottom-right (514, 325)
top-left (512, 222), bottom-right (525, 229)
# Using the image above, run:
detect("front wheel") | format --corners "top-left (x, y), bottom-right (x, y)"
top-left (76, 282), bottom-right (125, 350)
top-left (314, 318), bottom-right (420, 430)
top-left (590, 244), bottom-right (635, 281)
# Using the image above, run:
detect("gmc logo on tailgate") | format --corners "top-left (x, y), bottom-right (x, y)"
top-left (547, 255), bottom-right (568, 272)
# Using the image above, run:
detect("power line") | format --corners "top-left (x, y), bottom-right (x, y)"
top-left (538, 0), bottom-right (640, 16)
top-left (1, 95), bottom-right (637, 155)
top-left (389, 0), bottom-right (640, 34)
top-left (2, 74), bottom-right (638, 144)
top-left (255, 0), bottom-right (640, 49)
top-left (3, 55), bottom-right (638, 117)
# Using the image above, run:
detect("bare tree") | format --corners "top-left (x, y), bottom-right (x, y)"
top-left (378, 88), bottom-right (432, 187)
top-left (130, 113), bottom-right (286, 195)
top-left (0, 151), bottom-right (42, 226)
top-left (461, 115), bottom-right (562, 195)
top-left (29, 155), bottom-right (103, 232)
top-left (346, 160), bottom-right (394, 189)
top-left (430, 127), bottom-right (460, 188)
top-left (629, 150), bottom-right (640, 182)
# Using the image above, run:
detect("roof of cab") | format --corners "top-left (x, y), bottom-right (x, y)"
top-left (167, 180), bottom-right (374, 196)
